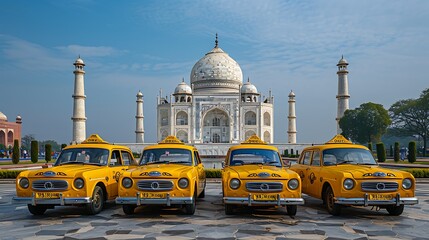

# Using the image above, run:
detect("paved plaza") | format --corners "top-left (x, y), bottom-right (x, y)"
top-left (0, 181), bottom-right (428, 240)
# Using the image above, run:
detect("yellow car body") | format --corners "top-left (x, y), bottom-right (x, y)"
top-left (13, 134), bottom-right (136, 215)
top-left (115, 136), bottom-right (206, 215)
top-left (290, 134), bottom-right (418, 216)
top-left (222, 135), bottom-right (304, 216)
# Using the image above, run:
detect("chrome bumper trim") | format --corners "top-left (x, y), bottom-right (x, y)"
top-left (335, 193), bottom-right (418, 206)
top-left (12, 193), bottom-right (91, 205)
top-left (115, 192), bottom-right (193, 206)
top-left (223, 193), bottom-right (304, 206)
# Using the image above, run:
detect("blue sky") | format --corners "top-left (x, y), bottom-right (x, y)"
top-left (0, 0), bottom-right (428, 144)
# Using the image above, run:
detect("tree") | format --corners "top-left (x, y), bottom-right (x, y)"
top-left (389, 88), bottom-right (429, 157)
top-left (45, 144), bottom-right (52, 162)
top-left (394, 142), bottom-right (400, 162)
top-left (376, 143), bottom-right (386, 162)
top-left (368, 142), bottom-right (373, 153)
top-left (12, 139), bottom-right (20, 164)
top-left (61, 144), bottom-right (67, 149)
top-left (31, 140), bottom-right (38, 163)
top-left (408, 141), bottom-right (417, 163)
top-left (339, 102), bottom-right (391, 144)
top-left (21, 134), bottom-right (35, 151)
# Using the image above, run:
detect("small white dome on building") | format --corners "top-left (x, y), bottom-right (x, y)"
top-left (174, 80), bottom-right (192, 95)
top-left (136, 91), bottom-right (143, 97)
top-left (288, 90), bottom-right (295, 97)
top-left (0, 112), bottom-right (7, 121)
top-left (74, 56), bottom-right (85, 65)
top-left (241, 79), bottom-right (258, 94)
top-left (337, 56), bottom-right (348, 65)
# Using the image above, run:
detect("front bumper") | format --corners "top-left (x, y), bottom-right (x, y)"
top-left (335, 193), bottom-right (418, 206)
top-left (115, 192), bottom-right (193, 206)
top-left (223, 193), bottom-right (304, 206)
top-left (12, 193), bottom-right (91, 205)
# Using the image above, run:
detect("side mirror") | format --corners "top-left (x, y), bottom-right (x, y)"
top-left (110, 158), bottom-right (117, 166)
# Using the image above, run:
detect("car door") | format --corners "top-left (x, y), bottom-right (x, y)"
top-left (108, 149), bottom-right (125, 198)
top-left (294, 150), bottom-right (312, 193)
top-left (306, 150), bottom-right (322, 198)
top-left (194, 151), bottom-right (205, 193)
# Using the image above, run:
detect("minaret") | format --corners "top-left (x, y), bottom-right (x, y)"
top-left (71, 56), bottom-right (87, 144)
top-left (135, 90), bottom-right (144, 143)
top-left (287, 90), bottom-right (297, 143)
top-left (336, 55), bottom-right (350, 133)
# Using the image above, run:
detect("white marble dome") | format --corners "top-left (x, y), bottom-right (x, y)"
top-left (241, 80), bottom-right (258, 94)
top-left (0, 112), bottom-right (7, 122)
top-left (338, 56), bottom-right (348, 65)
top-left (190, 43), bottom-right (243, 94)
top-left (74, 57), bottom-right (85, 65)
top-left (174, 81), bottom-right (192, 95)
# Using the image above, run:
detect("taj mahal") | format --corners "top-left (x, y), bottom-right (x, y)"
top-left (69, 35), bottom-right (350, 156)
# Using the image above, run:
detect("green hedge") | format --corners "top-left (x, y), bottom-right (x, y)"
top-left (403, 168), bottom-right (429, 178)
top-left (205, 169), bottom-right (222, 178)
top-left (0, 170), bottom-right (22, 178)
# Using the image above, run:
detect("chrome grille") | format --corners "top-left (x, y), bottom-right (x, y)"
top-left (246, 182), bottom-right (283, 192)
top-left (32, 180), bottom-right (68, 191)
top-left (361, 181), bottom-right (398, 192)
top-left (137, 180), bottom-right (173, 191)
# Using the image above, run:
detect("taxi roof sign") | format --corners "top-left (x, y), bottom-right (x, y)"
top-left (81, 134), bottom-right (109, 144)
top-left (242, 135), bottom-right (267, 144)
top-left (159, 135), bottom-right (185, 144)
top-left (326, 134), bottom-right (352, 144)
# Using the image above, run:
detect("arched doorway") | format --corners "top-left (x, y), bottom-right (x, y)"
top-left (0, 131), bottom-right (5, 146)
top-left (202, 108), bottom-right (230, 143)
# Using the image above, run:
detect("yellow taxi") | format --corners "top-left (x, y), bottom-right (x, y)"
top-left (13, 134), bottom-right (136, 215)
top-left (222, 135), bottom-right (304, 216)
top-left (290, 135), bottom-right (418, 216)
top-left (115, 136), bottom-right (206, 215)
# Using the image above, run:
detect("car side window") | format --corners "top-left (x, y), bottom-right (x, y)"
top-left (121, 151), bottom-right (133, 166)
top-left (194, 151), bottom-right (202, 166)
top-left (312, 151), bottom-right (320, 166)
top-left (110, 150), bottom-right (122, 166)
top-left (302, 151), bottom-right (312, 165)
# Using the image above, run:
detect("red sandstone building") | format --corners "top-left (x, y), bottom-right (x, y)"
top-left (0, 112), bottom-right (22, 147)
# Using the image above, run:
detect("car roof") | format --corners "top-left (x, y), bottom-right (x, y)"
top-left (302, 135), bottom-right (369, 152)
top-left (63, 134), bottom-right (131, 151)
top-left (228, 135), bottom-right (279, 152)
top-left (143, 136), bottom-right (197, 152)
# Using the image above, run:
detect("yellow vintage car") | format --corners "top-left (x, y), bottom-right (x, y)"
top-left (115, 136), bottom-right (206, 215)
top-left (222, 135), bottom-right (304, 216)
top-left (13, 134), bottom-right (136, 215)
top-left (290, 135), bottom-right (418, 216)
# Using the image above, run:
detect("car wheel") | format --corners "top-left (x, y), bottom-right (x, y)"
top-left (27, 204), bottom-right (47, 215)
top-left (184, 187), bottom-right (197, 215)
top-left (325, 186), bottom-right (341, 216)
top-left (286, 205), bottom-right (297, 216)
top-left (198, 180), bottom-right (206, 198)
top-left (224, 204), bottom-right (235, 215)
top-left (87, 186), bottom-right (104, 215)
top-left (122, 205), bottom-right (136, 215)
top-left (386, 204), bottom-right (404, 216)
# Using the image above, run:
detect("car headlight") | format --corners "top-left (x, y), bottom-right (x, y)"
top-left (343, 178), bottom-right (354, 190)
top-left (178, 178), bottom-right (189, 188)
top-left (229, 178), bottom-right (241, 189)
top-left (19, 178), bottom-right (29, 189)
top-left (402, 178), bottom-right (412, 189)
top-left (288, 178), bottom-right (299, 190)
top-left (122, 177), bottom-right (133, 188)
top-left (74, 178), bottom-right (84, 189)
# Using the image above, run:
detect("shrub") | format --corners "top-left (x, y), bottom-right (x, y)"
top-left (284, 149), bottom-right (289, 157)
top-left (45, 144), bottom-right (52, 162)
top-left (61, 144), bottom-right (67, 149)
top-left (408, 141), bottom-right (417, 163)
top-left (205, 169), bottom-right (222, 178)
top-left (403, 168), bottom-right (429, 178)
top-left (0, 170), bottom-right (23, 179)
top-left (376, 143), bottom-right (386, 162)
top-left (31, 140), bottom-right (38, 163)
top-left (389, 145), bottom-right (393, 157)
top-left (368, 142), bottom-right (373, 153)
top-left (394, 142), bottom-right (400, 162)
top-left (12, 139), bottom-right (20, 164)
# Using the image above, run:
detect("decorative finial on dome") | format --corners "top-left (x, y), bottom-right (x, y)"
top-left (247, 77), bottom-right (250, 83)
top-left (215, 33), bottom-right (218, 48)
top-left (341, 54), bottom-right (344, 59)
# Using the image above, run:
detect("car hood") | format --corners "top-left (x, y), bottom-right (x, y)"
top-left (26, 165), bottom-right (102, 179)
top-left (129, 164), bottom-right (193, 179)
top-left (228, 165), bottom-right (292, 180)
top-left (331, 165), bottom-right (407, 180)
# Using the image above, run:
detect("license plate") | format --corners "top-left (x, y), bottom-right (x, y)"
top-left (253, 194), bottom-right (277, 201)
top-left (141, 192), bottom-right (166, 199)
top-left (369, 193), bottom-right (393, 201)
top-left (35, 192), bottom-right (60, 199)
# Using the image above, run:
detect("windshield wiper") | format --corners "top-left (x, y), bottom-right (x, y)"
top-left (358, 163), bottom-right (377, 165)
top-left (264, 161), bottom-right (281, 165)
top-left (337, 160), bottom-right (355, 165)
top-left (244, 162), bottom-right (264, 165)
top-left (58, 161), bottom-right (85, 166)
top-left (145, 161), bottom-right (170, 165)
top-left (170, 161), bottom-right (191, 164)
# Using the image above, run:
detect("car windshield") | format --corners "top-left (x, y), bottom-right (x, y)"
top-left (322, 148), bottom-right (377, 166)
top-left (140, 148), bottom-right (192, 165)
top-left (229, 149), bottom-right (282, 167)
top-left (55, 148), bottom-right (109, 166)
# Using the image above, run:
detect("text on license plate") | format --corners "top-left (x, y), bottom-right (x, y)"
top-left (35, 192), bottom-right (60, 199)
top-left (253, 194), bottom-right (278, 201)
top-left (141, 192), bottom-right (166, 199)
top-left (369, 194), bottom-right (393, 201)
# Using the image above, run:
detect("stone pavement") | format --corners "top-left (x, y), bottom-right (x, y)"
top-left (0, 182), bottom-right (428, 240)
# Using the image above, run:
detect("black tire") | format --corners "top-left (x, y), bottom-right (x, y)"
top-left (286, 205), bottom-right (297, 216)
top-left (386, 205), bottom-right (404, 216)
top-left (198, 180), bottom-right (206, 198)
top-left (87, 186), bottom-right (104, 215)
top-left (325, 186), bottom-right (341, 216)
top-left (184, 187), bottom-right (197, 215)
top-left (27, 204), bottom-right (47, 215)
top-left (224, 204), bottom-right (234, 215)
top-left (122, 205), bottom-right (136, 215)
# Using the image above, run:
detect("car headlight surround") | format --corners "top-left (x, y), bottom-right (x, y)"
top-left (229, 178), bottom-right (241, 189)
top-left (74, 178), bottom-right (84, 189)
top-left (402, 178), bottom-right (412, 189)
top-left (178, 178), bottom-right (189, 188)
top-left (288, 178), bottom-right (299, 190)
top-left (122, 177), bottom-right (133, 188)
top-left (343, 178), bottom-right (354, 190)
top-left (19, 177), bottom-right (29, 189)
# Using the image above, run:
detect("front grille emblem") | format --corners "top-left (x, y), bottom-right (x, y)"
top-left (151, 182), bottom-right (160, 190)
top-left (260, 183), bottom-right (269, 191)
top-left (376, 182), bottom-right (386, 190)
top-left (44, 181), bottom-right (54, 190)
